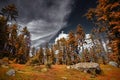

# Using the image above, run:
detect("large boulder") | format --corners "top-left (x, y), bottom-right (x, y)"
top-left (109, 61), bottom-right (118, 67)
top-left (67, 62), bottom-right (101, 74)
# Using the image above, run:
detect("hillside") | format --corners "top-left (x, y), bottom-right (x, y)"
top-left (0, 63), bottom-right (120, 80)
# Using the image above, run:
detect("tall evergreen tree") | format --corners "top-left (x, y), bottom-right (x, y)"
top-left (0, 4), bottom-right (18, 22)
top-left (0, 16), bottom-right (8, 53)
top-left (45, 43), bottom-right (50, 63)
top-left (76, 24), bottom-right (85, 54)
top-left (67, 31), bottom-right (77, 64)
top-left (86, 0), bottom-right (120, 65)
top-left (38, 47), bottom-right (44, 64)
top-left (50, 46), bottom-right (55, 64)
top-left (21, 27), bottom-right (31, 61)
top-left (76, 24), bottom-right (85, 62)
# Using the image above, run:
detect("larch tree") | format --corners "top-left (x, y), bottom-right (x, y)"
top-left (7, 24), bottom-right (18, 59)
top-left (68, 31), bottom-right (77, 51)
top-left (14, 26), bottom-right (31, 64)
top-left (86, 0), bottom-right (120, 65)
top-left (76, 24), bottom-right (85, 53)
top-left (0, 4), bottom-right (18, 22)
top-left (21, 27), bottom-right (31, 61)
top-left (91, 28), bottom-right (107, 64)
top-left (10, 24), bottom-right (18, 45)
top-left (50, 46), bottom-right (55, 64)
top-left (59, 38), bottom-right (68, 64)
top-left (34, 47), bottom-right (44, 65)
top-left (31, 47), bottom-right (36, 56)
top-left (67, 31), bottom-right (77, 64)
top-left (76, 24), bottom-right (85, 62)
top-left (45, 43), bottom-right (50, 63)
top-left (16, 34), bottom-right (26, 63)
top-left (39, 47), bottom-right (44, 64)
top-left (0, 4), bottom-right (31, 64)
top-left (0, 4), bottom-right (18, 59)
top-left (0, 16), bottom-right (8, 56)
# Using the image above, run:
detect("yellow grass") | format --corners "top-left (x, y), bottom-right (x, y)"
top-left (0, 64), bottom-right (120, 80)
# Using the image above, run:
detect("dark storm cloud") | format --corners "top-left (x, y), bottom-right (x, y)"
top-left (0, 0), bottom-right (73, 47)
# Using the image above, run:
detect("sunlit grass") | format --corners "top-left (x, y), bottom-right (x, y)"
top-left (0, 64), bottom-right (120, 80)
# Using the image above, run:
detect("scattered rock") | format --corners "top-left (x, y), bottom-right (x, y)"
top-left (1, 65), bottom-right (9, 68)
top-left (66, 66), bottom-right (71, 69)
top-left (0, 59), bottom-right (9, 66)
top-left (6, 69), bottom-right (15, 76)
top-left (17, 70), bottom-right (24, 73)
top-left (109, 61), bottom-right (118, 67)
top-left (41, 68), bottom-right (48, 72)
top-left (34, 65), bottom-right (40, 68)
top-left (61, 77), bottom-right (67, 80)
top-left (90, 75), bottom-right (96, 78)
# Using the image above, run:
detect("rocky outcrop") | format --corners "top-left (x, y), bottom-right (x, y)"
top-left (67, 62), bottom-right (101, 75)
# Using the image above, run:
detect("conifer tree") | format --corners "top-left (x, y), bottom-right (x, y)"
top-left (38, 47), bottom-right (44, 64)
top-left (0, 4), bottom-right (18, 22)
top-left (31, 47), bottom-right (36, 56)
top-left (76, 24), bottom-right (85, 54)
top-left (76, 24), bottom-right (85, 62)
top-left (67, 31), bottom-right (76, 64)
top-left (45, 43), bottom-right (50, 63)
top-left (0, 16), bottom-right (8, 56)
top-left (86, 0), bottom-right (120, 64)
top-left (21, 27), bottom-right (31, 61)
top-left (50, 46), bottom-right (55, 64)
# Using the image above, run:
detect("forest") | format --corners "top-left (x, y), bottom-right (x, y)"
top-left (0, 0), bottom-right (120, 80)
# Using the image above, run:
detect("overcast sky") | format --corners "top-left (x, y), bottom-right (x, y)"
top-left (0, 0), bottom-right (96, 47)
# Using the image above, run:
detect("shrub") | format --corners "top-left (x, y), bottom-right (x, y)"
top-left (26, 57), bottom-right (39, 66)
top-left (45, 62), bottom-right (52, 69)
